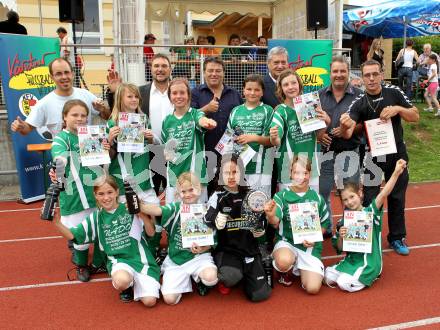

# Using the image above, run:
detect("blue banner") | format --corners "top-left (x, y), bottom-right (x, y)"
top-left (268, 39), bottom-right (332, 93)
top-left (0, 34), bottom-right (59, 203)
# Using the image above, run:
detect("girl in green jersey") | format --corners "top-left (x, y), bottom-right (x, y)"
top-left (264, 155), bottom-right (330, 294)
top-left (141, 172), bottom-right (218, 305)
top-left (269, 69), bottom-right (329, 192)
top-left (107, 83), bottom-right (159, 205)
top-left (54, 175), bottom-right (161, 307)
top-left (162, 78), bottom-right (217, 204)
top-left (51, 100), bottom-right (109, 282)
top-left (325, 159), bottom-right (407, 292)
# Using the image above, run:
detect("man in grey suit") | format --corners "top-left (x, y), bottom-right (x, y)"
top-left (262, 46), bottom-right (289, 108)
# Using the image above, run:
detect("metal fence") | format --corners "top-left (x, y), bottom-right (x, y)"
top-left (0, 45), bottom-right (352, 106)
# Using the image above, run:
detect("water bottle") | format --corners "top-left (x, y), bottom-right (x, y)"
top-left (124, 179), bottom-right (140, 214)
top-left (40, 183), bottom-right (60, 221)
top-left (263, 256), bottom-right (274, 288)
top-left (55, 158), bottom-right (66, 191)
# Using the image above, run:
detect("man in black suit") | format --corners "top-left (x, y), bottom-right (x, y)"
top-left (107, 54), bottom-right (173, 195)
top-left (262, 46), bottom-right (289, 108)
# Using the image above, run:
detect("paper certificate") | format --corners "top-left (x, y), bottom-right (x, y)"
top-left (180, 204), bottom-right (214, 248)
top-left (215, 129), bottom-right (256, 167)
top-left (78, 125), bottom-right (110, 166)
top-left (289, 202), bottom-right (323, 244)
top-left (293, 91), bottom-right (326, 134)
top-left (365, 118), bottom-right (397, 157)
top-left (342, 210), bottom-right (373, 253)
top-left (117, 112), bottom-right (146, 153)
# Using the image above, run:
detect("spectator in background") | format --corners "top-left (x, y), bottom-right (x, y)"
top-left (417, 43), bottom-right (439, 78)
top-left (0, 10), bottom-right (27, 35)
top-left (207, 35), bottom-right (219, 55)
top-left (144, 33), bottom-right (156, 82)
top-left (256, 36), bottom-right (268, 56)
top-left (367, 38), bottom-right (384, 70)
top-left (395, 39), bottom-right (418, 99)
top-left (254, 36), bottom-right (268, 75)
top-left (171, 36), bottom-right (197, 80)
top-left (350, 76), bottom-right (363, 89)
top-left (56, 26), bottom-right (75, 65)
top-left (221, 34), bottom-right (241, 59)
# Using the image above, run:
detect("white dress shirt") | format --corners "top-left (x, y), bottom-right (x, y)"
top-left (149, 82), bottom-right (173, 144)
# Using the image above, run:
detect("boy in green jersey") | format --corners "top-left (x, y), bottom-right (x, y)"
top-left (227, 74), bottom-right (274, 196)
top-left (325, 159), bottom-right (407, 292)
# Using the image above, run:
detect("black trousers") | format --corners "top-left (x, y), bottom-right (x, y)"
top-left (362, 144), bottom-right (409, 243)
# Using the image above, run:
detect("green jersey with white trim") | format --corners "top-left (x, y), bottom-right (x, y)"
top-left (331, 199), bottom-right (383, 286)
top-left (160, 202), bottom-right (212, 266)
top-left (273, 188), bottom-right (329, 259)
top-left (70, 203), bottom-right (160, 280)
top-left (227, 103), bottom-right (274, 175)
top-left (51, 129), bottom-right (101, 216)
top-left (161, 108), bottom-right (207, 187)
top-left (270, 104), bottom-right (319, 184)
top-left (107, 119), bottom-right (153, 195)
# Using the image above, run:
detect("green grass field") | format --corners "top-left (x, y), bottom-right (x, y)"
top-left (403, 103), bottom-right (440, 182)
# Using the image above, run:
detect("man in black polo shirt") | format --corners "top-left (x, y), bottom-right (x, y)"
top-left (318, 56), bottom-right (362, 238)
top-left (340, 59), bottom-right (419, 256)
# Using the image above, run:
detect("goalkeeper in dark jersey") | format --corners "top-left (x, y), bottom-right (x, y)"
top-left (205, 154), bottom-right (272, 302)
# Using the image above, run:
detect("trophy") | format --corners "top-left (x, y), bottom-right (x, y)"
top-left (241, 190), bottom-right (269, 231)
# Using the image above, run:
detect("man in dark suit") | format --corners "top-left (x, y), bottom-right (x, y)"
top-left (0, 11), bottom-right (27, 35)
top-left (107, 54), bottom-right (173, 195)
top-left (262, 46), bottom-right (289, 108)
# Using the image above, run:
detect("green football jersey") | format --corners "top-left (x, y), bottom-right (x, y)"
top-left (227, 103), bottom-right (274, 175)
top-left (331, 199), bottom-right (383, 286)
top-left (51, 129), bottom-right (101, 216)
top-left (70, 203), bottom-right (160, 280)
top-left (161, 108), bottom-right (207, 187)
top-left (160, 202), bottom-right (212, 266)
top-left (271, 104), bottom-right (319, 184)
top-left (273, 188), bottom-right (330, 259)
top-left (107, 119), bottom-right (153, 195)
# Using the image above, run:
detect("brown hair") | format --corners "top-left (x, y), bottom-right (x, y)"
top-left (150, 53), bottom-right (171, 68)
top-left (340, 182), bottom-right (360, 195)
top-left (276, 69), bottom-right (304, 102)
top-left (111, 83), bottom-right (142, 123)
top-left (168, 77), bottom-right (191, 105)
top-left (62, 99), bottom-right (89, 129)
top-left (203, 56), bottom-right (225, 72)
top-left (243, 74), bottom-right (265, 91)
top-left (361, 59), bottom-right (382, 74)
top-left (48, 57), bottom-right (73, 76)
top-left (290, 154), bottom-right (312, 174)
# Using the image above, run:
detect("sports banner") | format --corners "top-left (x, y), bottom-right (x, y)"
top-left (0, 34), bottom-right (59, 203)
top-left (268, 39), bottom-right (332, 93)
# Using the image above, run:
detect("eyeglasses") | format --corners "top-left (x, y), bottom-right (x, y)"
top-left (53, 71), bottom-right (72, 79)
top-left (363, 72), bottom-right (381, 79)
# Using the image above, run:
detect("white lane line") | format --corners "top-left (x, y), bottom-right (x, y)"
top-left (0, 278), bottom-right (111, 292)
top-left (0, 207), bottom-right (41, 213)
top-left (368, 316), bottom-right (440, 329)
top-left (1, 204), bottom-right (440, 216)
top-left (322, 242), bottom-right (440, 260)
top-left (1, 243), bottom-right (440, 293)
top-left (0, 236), bottom-right (62, 243)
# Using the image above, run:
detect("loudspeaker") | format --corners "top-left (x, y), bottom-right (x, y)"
top-left (306, 0), bottom-right (328, 31)
top-left (59, 0), bottom-right (84, 23)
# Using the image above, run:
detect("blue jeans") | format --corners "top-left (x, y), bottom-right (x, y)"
top-left (398, 67), bottom-right (413, 99)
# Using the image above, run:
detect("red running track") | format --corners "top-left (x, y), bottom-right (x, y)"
top-left (1, 182), bottom-right (440, 329)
